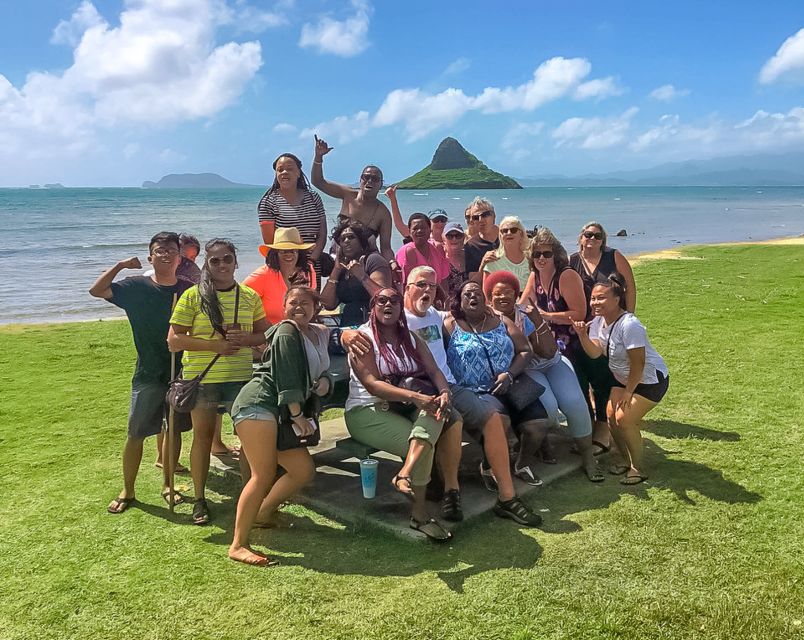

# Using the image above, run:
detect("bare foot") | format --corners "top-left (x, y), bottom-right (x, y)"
top-left (228, 545), bottom-right (277, 567)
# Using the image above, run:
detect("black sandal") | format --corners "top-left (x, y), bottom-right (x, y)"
top-left (192, 498), bottom-right (210, 525)
top-left (410, 517), bottom-right (452, 542)
top-left (440, 489), bottom-right (463, 522)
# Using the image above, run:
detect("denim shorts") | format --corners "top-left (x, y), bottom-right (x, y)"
top-left (195, 381), bottom-right (245, 413)
top-left (231, 405), bottom-right (277, 429)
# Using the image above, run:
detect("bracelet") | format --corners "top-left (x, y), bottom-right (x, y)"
top-left (325, 277), bottom-right (339, 285)
top-left (438, 389), bottom-right (450, 396)
top-left (504, 371), bottom-right (514, 384)
top-left (313, 160), bottom-right (322, 165)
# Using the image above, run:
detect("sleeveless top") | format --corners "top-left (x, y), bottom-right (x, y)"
top-left (533, 267), bottom-right (577, 356)
top-left (570, 247), bottom-right (617, 320)
top-left (446, 320), bottom-right (513, 392)
top-left (345, 323), bottom-right (421, 410)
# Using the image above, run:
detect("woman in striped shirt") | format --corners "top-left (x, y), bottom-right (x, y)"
top-left (258, 153), bottom-right (327, 285)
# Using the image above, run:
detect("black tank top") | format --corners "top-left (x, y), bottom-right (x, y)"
top-left (570, 247), bottom-right (617, 319)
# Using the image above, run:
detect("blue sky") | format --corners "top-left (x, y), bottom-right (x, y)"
top-left (1, 0), bottom-right (803, 186)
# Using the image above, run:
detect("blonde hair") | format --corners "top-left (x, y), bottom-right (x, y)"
top-left (496, 216), bottom-right (528, 256)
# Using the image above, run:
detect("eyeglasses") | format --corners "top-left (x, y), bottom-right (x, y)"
top-left (531, 251), bottom-right (554, 259)
top-left (208, 254), bottom-right (235, 266)
top-left (445, 233), bottom-right (464, 240)
top-left (468, 211), bottom-right (493, 222)
top-left (375, 295), bottom-right (401, 306)
top-left (500, 228), bottom-right (520, 235)
top-left (583, 231), bottom-right (603, 240)
top-left (360, 174), bottom-right (382, 185)
top-left (152, 248), bottom-right (179, 257)
top-left (411, 281), bottom-right (437, 290)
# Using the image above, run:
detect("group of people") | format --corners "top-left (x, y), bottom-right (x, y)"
top-left (91, 137), bottom-right (669, 567)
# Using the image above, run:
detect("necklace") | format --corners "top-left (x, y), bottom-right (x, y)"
top-left (467, 313), bottom-right (487, 334)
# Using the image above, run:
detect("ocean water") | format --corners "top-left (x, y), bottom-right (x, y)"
top-left (1, 185), bottom-right (803, 324)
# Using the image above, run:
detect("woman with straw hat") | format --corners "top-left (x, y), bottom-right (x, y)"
top-left (243, 227), bottom-right (317, 326)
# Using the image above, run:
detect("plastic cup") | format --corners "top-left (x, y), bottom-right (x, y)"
top-left (360, 458), bottom-right (379, 499)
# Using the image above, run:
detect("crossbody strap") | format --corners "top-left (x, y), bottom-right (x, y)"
top-left (197, 284), bottom-right (241, 382)
top-left (467, 318), bottom-right (499, 383)
top-left (606, 312), bottom-right (627, 360)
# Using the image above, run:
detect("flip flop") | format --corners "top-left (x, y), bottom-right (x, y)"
top-left (608, 463), bottom-right (630, 476)
top-left (192, 498), bottom-right (210, 525)
top-left (592, 440), bottom-right (611, 456)
top-left (410, 517), bottom-right (452, 543)
top-left (107, 496), bottom-right (135, 514)
top-left (620, 472), bottom-right (648, 485)
top-left (161, 489), bottom-right (185, 506)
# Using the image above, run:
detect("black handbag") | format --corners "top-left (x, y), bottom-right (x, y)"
top-left (468, 318), bottom-right (545, 411)
top-left (385, 374), bottom-right (439, 416)
top-left (166, 286), bottom-right (239, 413)
top-left (273, 321), bottom-right (322, 450)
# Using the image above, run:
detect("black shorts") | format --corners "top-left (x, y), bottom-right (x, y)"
top-left (613, 371), bottom-right (669, 404)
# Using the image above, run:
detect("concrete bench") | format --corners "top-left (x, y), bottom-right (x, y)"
top-left (334, 437), bottom-right (378, 460)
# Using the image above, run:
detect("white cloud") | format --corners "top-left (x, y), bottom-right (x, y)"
top-left (158, 148), bottom-right (187, 165)
top-left (273, 122), bottom-right (297, 134)
top-left (223, 0), bottom-right (290, 32)
top-left (444, 57), bottom-right (471, 75)
top-left (123, 142), bottom-right (140, 159)
top-left (0, 0), bottom-right (264, 166)
top-left (628, 107), bottom-right (804, 157)
top-left (553, 107), bottom-right (638, 149)
top-left (51, 0), bottom-right (104, 46)
top-left (759, 28), bottom-right (804, 84)
top-left (300, 111), bottom-right (371, 144)
top-left (650, 84), bottom-right (690, 101)
top-left (307, 56), bottom-right (617, 143)
top-left (299, 0), bottom-right (371, 57)
top-left (501, 122), bottom-right (545, 161)
top-left (574, 76), bottom-right (625, 101)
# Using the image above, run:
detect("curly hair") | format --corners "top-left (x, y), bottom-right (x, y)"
top-left (483, 270), bottom-right (521, 300)
top-left (331, 218), bottom-right (372, 255)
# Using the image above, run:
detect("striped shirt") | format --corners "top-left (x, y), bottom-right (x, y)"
top-left (170, 284), bottom-right (265, 384)
top-left (257, 189), bottom-right (326, 248)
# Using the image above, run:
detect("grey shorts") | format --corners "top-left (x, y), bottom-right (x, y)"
top-left (128, 380), bottom-right (192, 439)
top-left (449, 383), bottom-right (507, 440)
top-left (194, 381), bottom-right (245, 413)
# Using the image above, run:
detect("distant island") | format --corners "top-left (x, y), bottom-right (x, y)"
top-left (397, 138), bottom-right (522, 189)
top-left (142, 173), bottom-right (261, 189)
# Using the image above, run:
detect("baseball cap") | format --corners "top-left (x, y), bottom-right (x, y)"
top-left (427, 209), bottom-right (448, 223)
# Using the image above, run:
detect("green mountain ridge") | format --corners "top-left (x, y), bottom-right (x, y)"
top-left (397, 138), bottom-right (522, 189)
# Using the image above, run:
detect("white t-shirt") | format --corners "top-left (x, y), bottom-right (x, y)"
top-left (405, 307), bottom-right (456, 384)
top-left (345, 323), bottom-right (421, 411)
top-left (589, 313), bottom-right (668, 385)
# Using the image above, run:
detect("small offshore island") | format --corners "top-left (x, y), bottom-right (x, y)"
top-left (397, 137), bottom-right (522, 189)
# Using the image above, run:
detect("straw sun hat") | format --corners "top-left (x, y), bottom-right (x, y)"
top-left (258, 227), bottom-right (315, 257)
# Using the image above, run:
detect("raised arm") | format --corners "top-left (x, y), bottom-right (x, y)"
top-left (385, 185), bottom-right (409, 238)
top-left (614, 250), bottom-right (637, 313)
top-left (310, 135), bottom-right (352, 200)
top-left (89, 257), bottom-right (142, 299)
top-left (375, 205), bottom-right (396, 263)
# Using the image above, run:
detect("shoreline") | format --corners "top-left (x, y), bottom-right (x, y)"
top-left (2, 234), bottom-right (801, 329)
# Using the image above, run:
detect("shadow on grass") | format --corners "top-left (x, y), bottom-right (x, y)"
top-left (646, 419), bottom-right (741, 442)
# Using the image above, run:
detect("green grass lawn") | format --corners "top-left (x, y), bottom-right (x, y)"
top-left (1, 244), bottom-right (802, 640)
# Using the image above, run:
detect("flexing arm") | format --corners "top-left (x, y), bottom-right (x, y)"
top-left (614, 250), bottom-right (637, 313)
top-left (89, 257), bottom-right (141, 299)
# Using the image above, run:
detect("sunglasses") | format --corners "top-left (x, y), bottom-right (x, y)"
top-left (208, 254), bottom-right (235, 266)
top-left (152, 248), bottom-right (179, 257)
top-left (360, 174), bottom-right (382, 184)
top-left (468, 211), bottom-right (493, 222)
top-left (583, 231), bottom-right (603, 240)
top-left (500, 228), bottom-right (520, 235)
top-left (532, 251), bottom-right (554, 259)
top-left (445, 233), bottom-right (464, 240)
top-left (411, 281), bottom-right (437, 290)
top-left (375, 295), bottom-right (401, 306)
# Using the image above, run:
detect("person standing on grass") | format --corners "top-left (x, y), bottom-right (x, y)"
top-left (89, 232), bottom-right (194, 514)
top-left (168, 239), bottom-right (269, 526)
top-left (572, 273), bottom-right (669, 485)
